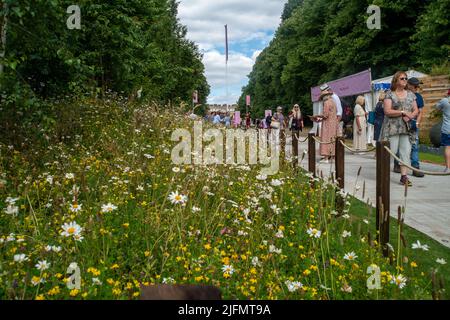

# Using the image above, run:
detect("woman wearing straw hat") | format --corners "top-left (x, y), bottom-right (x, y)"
top-left (317, 90), bottom-right (338, 163)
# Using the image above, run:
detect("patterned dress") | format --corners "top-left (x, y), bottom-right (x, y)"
top-left (320, 98), bottom-right (338, 157)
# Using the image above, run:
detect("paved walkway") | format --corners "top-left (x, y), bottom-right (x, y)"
top-left (286, 135), bottom-right (450, 248)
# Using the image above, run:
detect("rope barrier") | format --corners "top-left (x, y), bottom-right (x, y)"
top-left (339, 140), bottom-right (376, 153)
top-left (383, 146), bottom-right (450, 176)
top-left (294, 134), bottom-right (309, 143)
top-left (312, 136), bottom-right (336, 145)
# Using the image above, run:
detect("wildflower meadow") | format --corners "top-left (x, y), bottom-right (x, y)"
top-left (0, 97), bottom-right (448, 300)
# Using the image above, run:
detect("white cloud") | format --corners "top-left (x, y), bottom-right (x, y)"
top-left (252, 50), bottom-right (263, 62)
top-left (178, 0), bottom-right (287, 104)
top-left (203, 50), bottom-right (254, 87)
top-left (179, 0), bottom-right (285, 48)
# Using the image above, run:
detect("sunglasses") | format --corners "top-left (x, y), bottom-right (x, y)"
top-left (400, 77), bottom-right (408, 81)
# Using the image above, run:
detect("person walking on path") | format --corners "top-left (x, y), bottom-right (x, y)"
top-left (213, 112), bottom-right (222, 125)
top-left (381, 71), bottom-right (419, 187)
top-left (435, 89), bottom-right (450, 172)
top-left (353, 95), bottom-right (368, 152)
top-left (223, 113), bottom-right (231, 127)
top-left (274, 106), bottom-right (287, 154)
top-left (393, 77), bottom-right (425, 177)
top-left (245, 112), bottom-right (251, 129)
top-left (318, 91), bottom-right (338, 163)
top-left (374, 91), bottom-right (386, 142)
top-left (289, 104), bottom-right (304, 167)
top-left (320, 84), bottom-right (343, 137)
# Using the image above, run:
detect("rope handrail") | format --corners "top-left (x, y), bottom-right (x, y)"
top-left (339, 140), bottom-right (376, 153)
top-left (383, 146), bottom-right (450, 176)
top-left (312, 135), bottom-right (336, 145)
top-left (294, 133), bottom-right (309, 143)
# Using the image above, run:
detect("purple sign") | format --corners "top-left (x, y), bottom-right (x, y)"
top-left (311, 69), bottom-right (372, 102)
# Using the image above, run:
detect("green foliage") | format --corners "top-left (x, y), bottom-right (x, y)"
top-left (240, 0), bottom-right (448, 118)
top-left (0, 0), bottom-right (209, 108)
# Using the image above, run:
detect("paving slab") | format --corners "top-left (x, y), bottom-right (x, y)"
top-left (285, 136), bottom-right (450, 248)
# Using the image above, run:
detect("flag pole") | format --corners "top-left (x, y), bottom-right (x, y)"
top-left (225, 24), bottom-right (229, 112)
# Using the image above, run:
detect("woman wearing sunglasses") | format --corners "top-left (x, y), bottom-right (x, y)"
top-left (381, 71), bottom-right (419, 186)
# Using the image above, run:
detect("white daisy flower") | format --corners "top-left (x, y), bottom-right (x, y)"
top-left (275, 230), bottom-right (284, 238)
top-left (52, 246), bottom-right (62, 253)
top-left (35, 260), bottom-right (50, 271)
top-left (269, 245), bottom-right (282, 254)
top-left (172, 167), bottom-right (180, 173)
top-left (73, 234), bottom-right (84, 242)
top-left (222, 264), bottom-right (235, 275)
top-left (191, 206), bottom-right (201, 213)
top-left (65, 173), bottom-right (75, 179)
top-left (251, 257), bottom-right (261, 267)
top-left (92, 278), bottom-right (102, 285)
top-left (162, 277), bottom-right (175, 284)
top-left (256, 174), bottom-right (267, 181)
top-left (307, 228), bottom-right (322, 238)
top-left (412, 240), bottom-right (429, 251)
top-left (101, 203), bottom-right (118, 213)
top-left (342, 230), bottom-right (352, 238)
top-left (390, 274), bottom-right (407, 289)
top-left (5, 197), bottom-right (19, 204)
top-left (168, 191), bottom-right (187, 205)
top-left (344, 252), bottom-right (358, 261)
top-left (270, 179), bottom-right (283, 187)
top-left (69, 203), bottom-right (82, 213)
top-left (143, 154), bottom-right (154, 159)
top-left (46, 175), bottom-right (54, 185)
top-left (436, 258), bottom-right (447, 265)
top-left (60, 221), bottom-right (83, 239)
top-left (4, 205), bottom-right (19, 216)
top-left (136, 185), bottom-right (144, 191)
top-left (14, 254), bottom-right (29, 263)
top-left (285, 280), bottom-right (303, 292)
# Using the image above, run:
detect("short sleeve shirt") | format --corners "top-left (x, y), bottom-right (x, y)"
top-left (381, 90), bottom-right (416, 138)
top-left (415, 93), bottom-right (424, 109)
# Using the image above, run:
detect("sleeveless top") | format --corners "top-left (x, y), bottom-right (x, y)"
top-left (380, 90), bottom-right (416, 139)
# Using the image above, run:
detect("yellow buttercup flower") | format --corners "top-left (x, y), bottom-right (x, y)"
top-left (70, 289), bottom-right (79, 297)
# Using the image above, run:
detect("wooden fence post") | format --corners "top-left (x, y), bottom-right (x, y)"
top-left (376, 141), bottom-right (390, 257)
top-left (335, 137), bottom-right (345, 189)
top-left (308, 133), bottom-right (316, 177)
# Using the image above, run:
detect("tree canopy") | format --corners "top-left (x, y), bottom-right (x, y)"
top-left (0, 0), bottom-right (209, 105)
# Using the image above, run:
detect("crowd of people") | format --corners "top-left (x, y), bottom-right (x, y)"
top-left (201, 71), bottom-right (450, 183)
top-left (314, 71), bottom-right (449, 186)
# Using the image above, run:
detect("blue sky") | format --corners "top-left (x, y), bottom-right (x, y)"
top-left (178, 0), bottom-right (287, 105)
